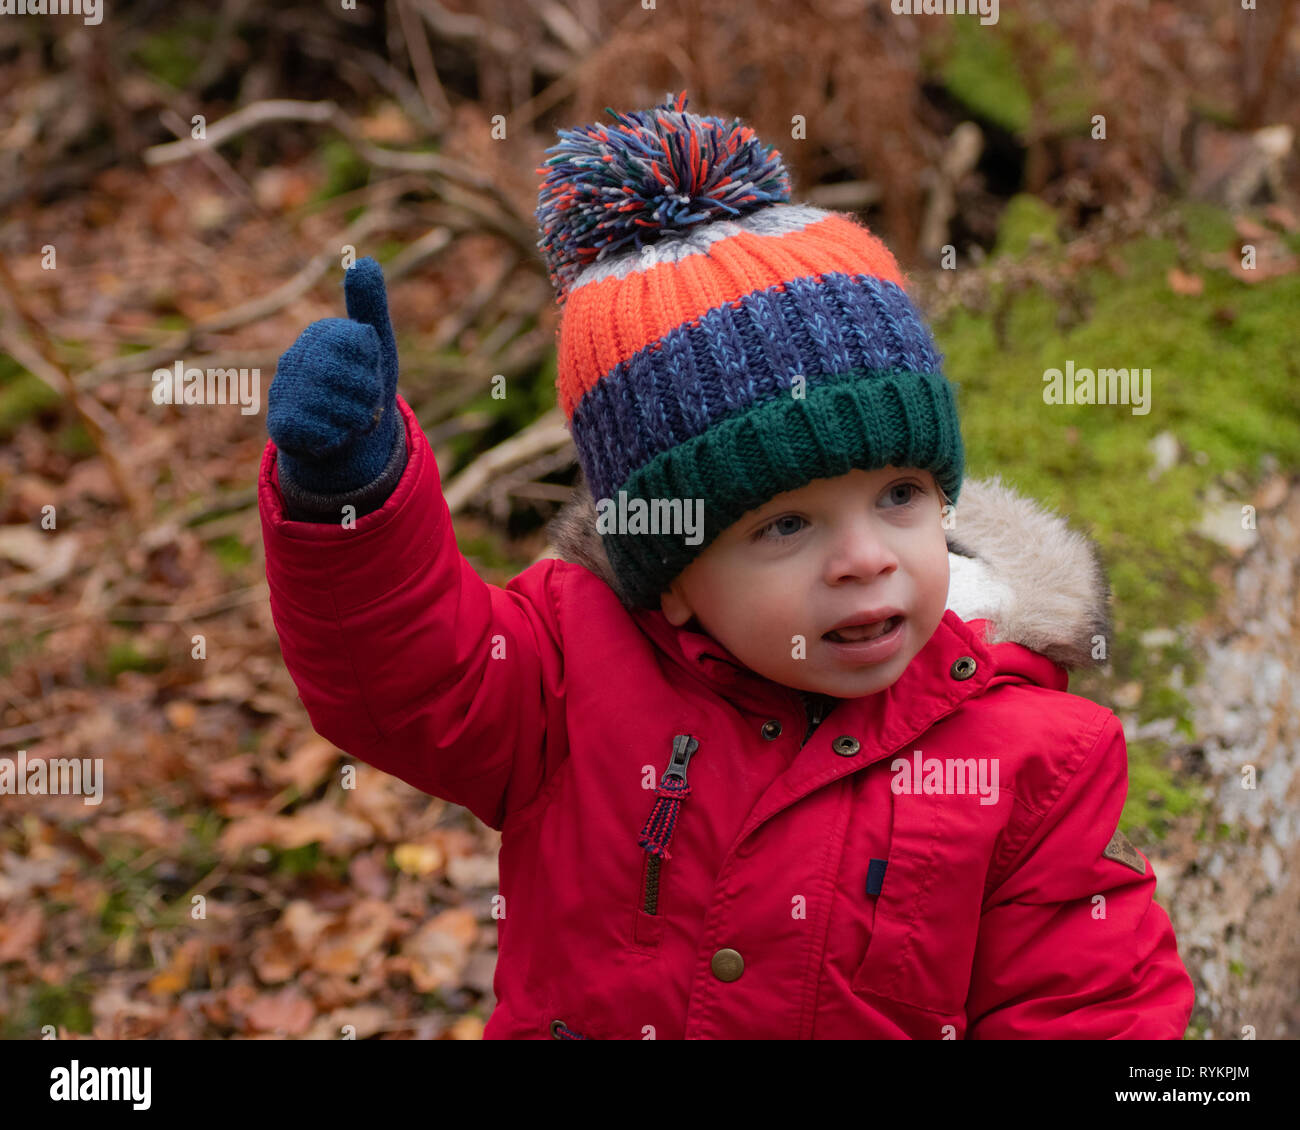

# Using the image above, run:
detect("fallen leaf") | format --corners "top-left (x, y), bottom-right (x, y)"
top-left (446, 852), bottom-right (498, 890)
top-left (0, 905), bottom-right (43, 964)
top-left (91, 983), bottom-right (169, 1039)
top-left (394, 842), bottom-right (444, 877)
top-left (202, 754), bottom-right (261, 800)
top-left (147, 938), bottom-right (201, 996)
top-left (1264, 204), bottom-right (1298, 232)
top-left (285, 801), bottom-right (374, 853)
top-left (399, 908), bottom-right (477, 993)
top-left (313, 899), bottom-right (394, 977)
top-left (97, 809), bottom-right (184, 851)
top-left (1167, 267), bottom-right (1203, 296)
top-left (164, 700), bottom-right (198, 730)
top-left (306, 1005), bottom-right (388, 1041)
top-left (444, 1015), bottom-right (485, 1040)
top-left (192, 671), bottom-right (256, 704)
top-left (244, 986), bottom-right (315, 1036)
top-left (348, 848), bottom-right (391, 898)
top-left (1233, 216), bottom-right (1270, 241)
top-left (265, 736), bottom-right (339, 794)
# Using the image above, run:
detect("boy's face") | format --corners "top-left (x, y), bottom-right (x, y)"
top-left (660, 466), bottom-right (950, 700)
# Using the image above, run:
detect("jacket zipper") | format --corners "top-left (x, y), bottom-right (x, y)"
top-left (637, 734), bottom-right (699, 914)
top-left (801, 695), bottom-right (828, 749)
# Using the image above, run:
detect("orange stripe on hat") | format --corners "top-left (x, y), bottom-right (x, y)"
top-left (556, 212), bottom-right (908, 418)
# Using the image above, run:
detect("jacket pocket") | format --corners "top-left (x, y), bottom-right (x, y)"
top-left (851, 789), bottom-right (967, 1017)
top-left (632, 734), bottom-right (699, 951)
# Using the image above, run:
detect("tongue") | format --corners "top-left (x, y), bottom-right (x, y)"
top-left (829, 617), bottom-right (895, 642)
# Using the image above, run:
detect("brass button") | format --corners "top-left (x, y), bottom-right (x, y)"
top-left (761, 720), bottom-right (782, 740)
top-left (950, 656), bottom-right (977, 680)
top-left (711, 948), bottom-right (744, 982)
top-left (831, 735), bottom-right (861, 757)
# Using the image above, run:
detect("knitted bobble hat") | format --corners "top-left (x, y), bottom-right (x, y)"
top-left (536, 91), bottom-right (965, 609)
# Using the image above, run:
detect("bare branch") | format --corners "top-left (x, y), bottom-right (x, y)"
top-left (442, 408), bottom-right (573, 515)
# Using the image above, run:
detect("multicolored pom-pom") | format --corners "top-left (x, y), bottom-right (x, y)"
top-left (535, 90), bottom-right (792, 302)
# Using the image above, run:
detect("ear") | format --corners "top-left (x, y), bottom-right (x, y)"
top-left (660, 578), bottom-right (694, 627)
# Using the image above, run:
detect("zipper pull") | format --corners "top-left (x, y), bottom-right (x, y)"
top-left (661, 734), bottom-right (699, 785)
top-left (639, 735), bottom-right (700, 863)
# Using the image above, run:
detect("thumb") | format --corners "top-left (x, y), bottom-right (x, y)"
top-left (344, 257), bottom-right (398, 395)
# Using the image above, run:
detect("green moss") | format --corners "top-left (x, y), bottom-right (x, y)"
top-left (0, 369), bottom-right (62, 437)
top-left (937, 202), bottom-right (1300, 690)
top-left (456, 532), bottom-right (514, 571)
top-left (313, 139), bottom-right (370, 202)
top-left (0, 629), bottom-right (46, 678)
top-left (2, 979), bottom-right (95, 1038)
top-left (939, 16), bottom-right (1091, 137)
top-left (941, 19), bottom-right (1032, 134)
top-left (56, 422), bottom-right (96, 456)
top-left (994, 194), bottom-right (1061, 259)
top-left (934, 199), bottom-right (1300, 838)
top-left (1120, 737), bottom-right (1200, 839)
top-left (273, 842), bottom-right (322, 877)
top-left (130, 17), bottom-right (217, 90)
top-left (102, 639), bottom-right (167, 679)
top-left (209, 534), bottom-right (254, 574)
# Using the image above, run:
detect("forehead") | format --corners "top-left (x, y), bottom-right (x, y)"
top-left (756, 466), bottom-right (933, 507)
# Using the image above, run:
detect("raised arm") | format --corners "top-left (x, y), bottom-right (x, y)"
top-left (258, 259), bottom-right (568, 830)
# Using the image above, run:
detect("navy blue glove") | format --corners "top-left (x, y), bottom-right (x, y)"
top-left (267, 258), bottom-right (403, 506)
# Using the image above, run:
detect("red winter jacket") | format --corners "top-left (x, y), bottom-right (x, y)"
top-left (258, 394), bottom-right (1195, 1039)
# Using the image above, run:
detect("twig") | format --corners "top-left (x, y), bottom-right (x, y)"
top-left (918, 122), bottom-right (983, 261)
top-left (536, 0), bottom-right (595, 55)
top-left (142, 99), bottom-right (493, 195)
top-left (178, 487), bottom-right (260, 527)
top-left (158, 107), bottom-right (256, 206)
top-left (385, 226), bottom-right (455, 281)
top-left (428, 249), bottom-right (522, 352)
top-left (487, 445), bottom-right (577, 521)
top-left (395, 0), bottom-right (452, 125)
top-left (144, 99), bottom-right (339, 163)
top-left (442, 409), bottom-right (572, 514)
top-left (408, 0), bottom-right (573, 77)
top-left (287, 174), bottom-right (433, 226)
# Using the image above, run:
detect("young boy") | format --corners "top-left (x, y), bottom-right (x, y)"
top-left (258, 95), bottom-right (1195, 1039)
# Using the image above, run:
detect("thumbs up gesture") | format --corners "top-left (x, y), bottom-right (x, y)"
top-left (267, 257), bottom-right (402, 496)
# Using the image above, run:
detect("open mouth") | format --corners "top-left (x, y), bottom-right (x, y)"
top-left (823, 615), bottom-right (902, 643)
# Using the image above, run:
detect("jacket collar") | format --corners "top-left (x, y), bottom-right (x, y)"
top-left (543, 472), bottom-right (1111, 718)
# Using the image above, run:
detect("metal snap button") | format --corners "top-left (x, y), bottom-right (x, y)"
top-left (950, 656), bottom-right (977, 680)
top-left (831, 735), bottom-right (861, 757)
top-left (761, 720), bottom-right (782, 740)
top-left (711, 948), bottom-right (744, 982)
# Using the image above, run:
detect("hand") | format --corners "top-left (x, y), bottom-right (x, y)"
top-left (267, 257), bottom-right (401, 496)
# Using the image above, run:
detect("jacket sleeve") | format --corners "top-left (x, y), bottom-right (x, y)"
top-left (965, 710), bottom-right (1195, 1039)
top-left (257, 393), bottom-right (569, 831)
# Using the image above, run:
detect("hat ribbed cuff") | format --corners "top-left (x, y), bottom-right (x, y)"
top-left (600, 368), bottom-right (964, 608)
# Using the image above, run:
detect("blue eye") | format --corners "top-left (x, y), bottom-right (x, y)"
top-left (884, 482), bottom-right (924, 507)
top-left (754, 514), bottom-right (806, 541)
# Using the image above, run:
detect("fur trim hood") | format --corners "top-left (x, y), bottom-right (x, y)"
top-left (541, 472), bottom-right (1112, 671)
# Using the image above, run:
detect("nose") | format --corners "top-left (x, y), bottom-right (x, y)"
top-left (822, 512), bottom-right (899, 585)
